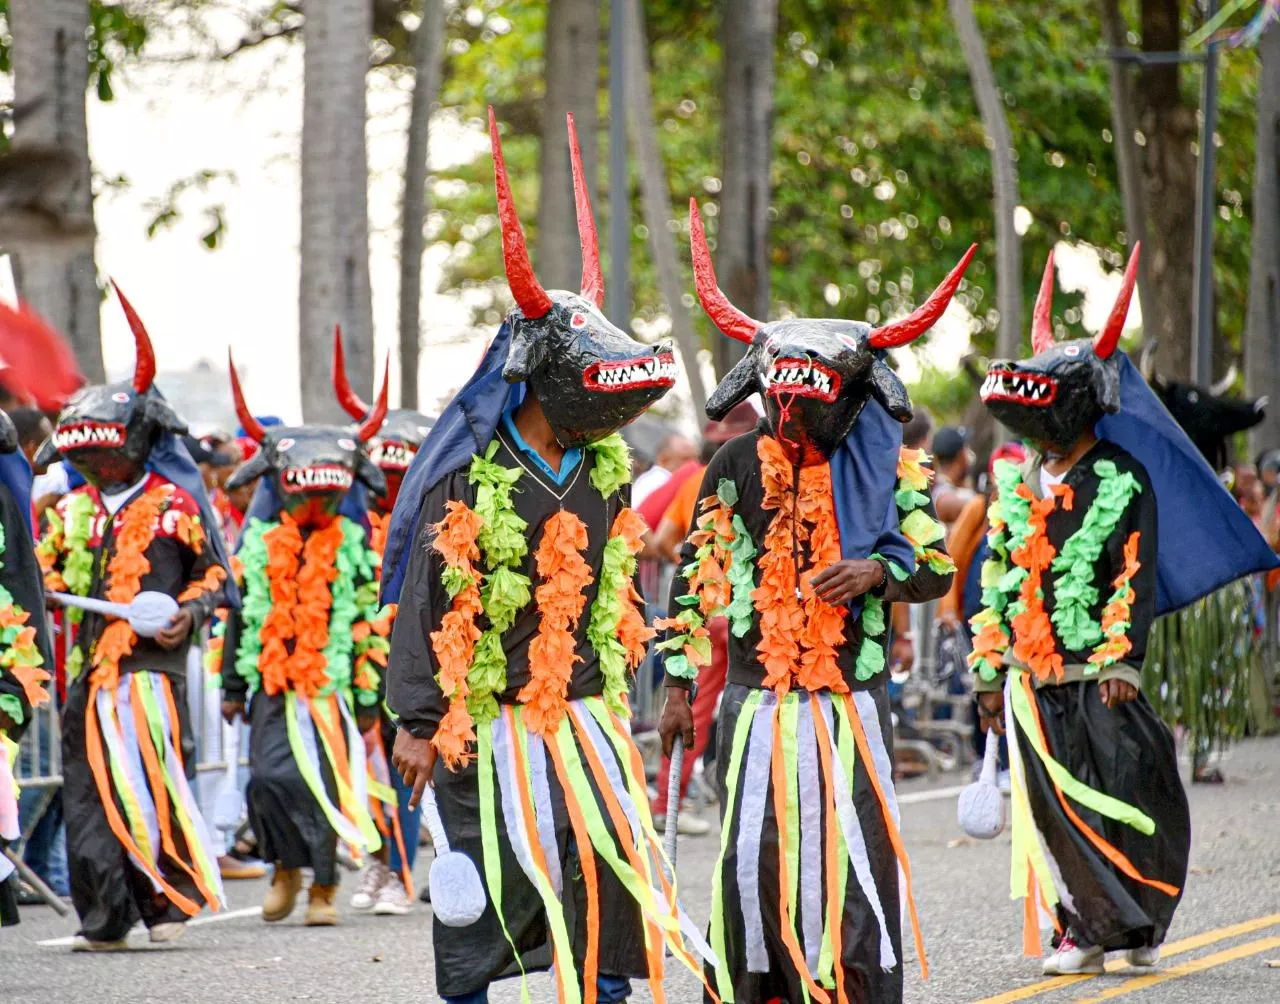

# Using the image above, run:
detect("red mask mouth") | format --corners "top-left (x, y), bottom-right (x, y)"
top-left (583, 352), bottom-right (677, 392)
top-left (281, 464), bottom-right (354, 494)
top-left (53, 421), bottom-right (127, 452)
top-left (981, 368), bottom-right (1059, 407)
top-left (369, 440), bottom-right (415, 472)
top-left (764, 358), bottom-right (841, 402)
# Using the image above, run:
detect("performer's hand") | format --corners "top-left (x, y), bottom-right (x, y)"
top-left (155, 608), bottom-right (194, 650)
top-left (356, 709), bottom-right (379, 734)
top-left (659, 686), bottom-right (695, 757)
top-left (810, 559), bottom-right (884, 606)
top-left (977, 691), bottom-right (1005, 735)
top-left (1099, 679), bottom-right (1138, 708)
top-left (890, 635), bottom-right (914, 673)
top-left (393, 728), bottom-right (437, 811)
top-left (221, 700), bottom-right (246, 725)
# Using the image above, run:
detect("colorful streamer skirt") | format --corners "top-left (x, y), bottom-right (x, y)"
top-left (1, 734), bottom-right (19, 926)
top-left (247, 689), bottom-right (381, 886)
top-left (708, 683), bottom-right (924, 1004)
top-left (61, 670), bottom-right (225, 942)
top-left (1003, 672), bottom-right (1189, 954)
top-left (430, 696), bottom-right (716, 1003)
top-left (365, 722), bottom-right (414, 894)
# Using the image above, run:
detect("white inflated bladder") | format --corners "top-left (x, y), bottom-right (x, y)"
top-left (49, 590), bottom-right (180, 639)
top-left (421, 782), bottom-right (486, 926)
top-left (957, 728), bottom-right (1006, 839)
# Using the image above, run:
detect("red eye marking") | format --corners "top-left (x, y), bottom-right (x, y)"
top-left (570, 312), bottom-right (587, 329)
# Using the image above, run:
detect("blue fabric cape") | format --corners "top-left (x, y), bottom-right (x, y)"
top-left (830, 400), bottom-right (917, 617)
top-left (1096, 354), bottom-right (1279, 616)
top-left (382, 323), bottom-right (517, 605)
top-left (0, 451), bottom-right (33, 538)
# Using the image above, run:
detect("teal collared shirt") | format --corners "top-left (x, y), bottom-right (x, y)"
top-left (501, 405), bottom-right (583, 485)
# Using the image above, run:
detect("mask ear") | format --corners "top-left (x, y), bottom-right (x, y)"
top-left (706, 350), bottom-right (761, 420)
top-left (356, 454), bottom-right (387, 497)
top-left (0, 412), bottom-right (16, 454)
top-left (226, 449), bottom-right (272, 491)
top-left (145, 395), bottom-right (189, 435)
top-left (34, 437), bottom-right (60, 467)
top-left (502, 322), bottom-right (548, 383)
top-left (868, 358), bottom-right (913, 422)
top-left (1092, 361), bottom-right (1122, 415)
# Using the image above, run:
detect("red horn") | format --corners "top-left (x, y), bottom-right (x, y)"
top-left (332, 325), bottom-right (369, 420)
top-left (566, 112), bottom-right (604, 309)
top-left (869, 244), bottom-right (977, 349)
top-left (489, 106), bottom-right (552, 319)
top-left (357, 355), bottom-right (390, 442)
top-left (1094, 243), bottom-right (1140, 360)
top-left (688, 198), bottom-right (758, 344)
top-left (110, 280), bottom-right (156, 392)
top-left (1031, 250), bottom-right (1057, 355)
top-left (227, 350), bottom-right (265, 443)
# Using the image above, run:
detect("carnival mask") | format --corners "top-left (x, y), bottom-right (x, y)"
top-left (36, 283), bottom-right (187, 493)
top-left (332, 328), bottom-right (434, 512)
top-left (689, 200), bottom-right (975, 463)
top-left (490, 108), bottom-right (675, 448)
top-left (226, 353), bottom-right (389, 526)
top-left (981, 247), bottom-right (1138, 455)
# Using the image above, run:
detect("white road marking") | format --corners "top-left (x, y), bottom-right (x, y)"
top-left (38, 905), bottom-right (263, 947)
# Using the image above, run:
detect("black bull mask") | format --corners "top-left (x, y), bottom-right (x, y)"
top-left (980, 246), bottom-right (1139, 455)
top-left (36, 283), bottom-right (186, 493)
top-left (227, 354), bottom-right (388, 525)
top-left (489, 108), bottom-right (675, 448)
top-left (332, 327), bottom-right (434, 511)
top-left (688, 199), bottom-right (976, 461)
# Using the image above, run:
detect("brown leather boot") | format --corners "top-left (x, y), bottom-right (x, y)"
top-left (262, 866), bottom-right (302, 922)
top-left (305, 882), bottom-right (339, 926)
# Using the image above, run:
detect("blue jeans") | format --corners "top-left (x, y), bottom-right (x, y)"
top-left (444, 974), bottom-right (632, 1003)
top-left (17, 737), bottom-right (69, 897)
top-left (387, 759), bottom-right (421, 874)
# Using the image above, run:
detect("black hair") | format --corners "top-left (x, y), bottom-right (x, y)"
top-left (7, 408), bottom-right (49, 448)
top-left (902, 409), bottom-right (933, 450)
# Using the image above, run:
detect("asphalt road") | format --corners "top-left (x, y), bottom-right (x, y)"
top-left (4, 736), bottom-right (1279, 1003)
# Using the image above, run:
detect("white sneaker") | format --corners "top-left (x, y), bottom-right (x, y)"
top-left (148, 921), bottom-right (186, 944)
top-left (998, 769), bottom-right (1012, 794)
top-left (350, 860), bottom-right (387, 911)
top-left (71, 935), bottom-right (129, 953)
top-left (1125, 945), bottom-right (1160, 967)
top-left (652, 811), bottom-right (713, 837)
top-left (372, 872), bottom-right (413, 916)
top-left (1042, 933), bottom-right (1104, 975)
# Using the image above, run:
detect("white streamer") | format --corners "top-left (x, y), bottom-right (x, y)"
top-left (736, 692), bottom-right (777, 974)
top-left (797, 701), bottom-right (824, 977)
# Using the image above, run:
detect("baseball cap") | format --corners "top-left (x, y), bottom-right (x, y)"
top-left (933, 426), bottom-right (968, 463)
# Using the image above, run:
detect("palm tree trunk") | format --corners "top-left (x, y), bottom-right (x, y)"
top-left (715, 0), bottom-right (778, 377)
top-left (537, 0), bottom-right (600, 291)
top-left (1246, 24), bottom-right (1280, 454)
top-left (1137, 0), bottom-right (1198, 381)
top-left (1099, 0), bottom-right (1154, 324)
top-left (397, 1), bottom-right (445, 411)
top-left (620, 0), bottom-right (708, 418)
top-left (949, 0), bottom-right (1022, 365)
top-left (9, 0), bottom-right (102, 382)
top-left (300, 0), bottom-right (375, 422)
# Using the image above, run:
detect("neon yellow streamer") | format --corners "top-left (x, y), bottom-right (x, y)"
top-left (509, 707), bottom-right (581, 1004)
top-left (1009, 677), bottom-right (1155, 834)
top-left (709, 689), bottom-right (761, 1002)
top-left (779, 695), bottom-right (806, 1003)
top-left (283, 693), bottom-right (368, 850)
top-left (475, 725), bottom-right (530, 1003)
top-left (310, 696), bottom-right (381, 852)
top-left (99, 691), bottom-right (155, 863)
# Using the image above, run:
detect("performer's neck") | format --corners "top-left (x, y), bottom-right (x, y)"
top-left (1042, 431), bottom-right (1099, 477)
top-left (512, 393), bottom-right (567, 474)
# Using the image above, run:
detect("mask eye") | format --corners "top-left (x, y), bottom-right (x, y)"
top-left (277, 437), bottom-right (295, 451)
top-left (111, 392), bottom-right (130, 403)
top-left (838, 334), bottom-right (861, 352)
top-left (1063, 345), bottom-right (1080, 357)
top-left (570, 312), bottom-right (587, 329)
top-left (338, 437), bottom-right (356, 451)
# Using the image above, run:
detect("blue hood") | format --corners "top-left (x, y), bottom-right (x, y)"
top-left (0, 451), bottom-right (33, 538)
top-left (1096, 354), bottom-right (1279, 616)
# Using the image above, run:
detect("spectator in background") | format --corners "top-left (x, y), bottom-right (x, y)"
top-left (1232, 465), bottom-right (1265, 528)
top-left (632, 432), bottom-right (698, 507)
top-left (8, 409), bottom-right (66, 519)
top-left (903, 408), bottom-right (933, 452)
top-left (932, 425), bottom-right (976, 527)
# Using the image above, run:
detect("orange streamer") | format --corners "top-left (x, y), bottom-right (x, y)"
top-left (545, 736), bottom-right (601, 1004)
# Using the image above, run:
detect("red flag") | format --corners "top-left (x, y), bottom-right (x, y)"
top-left (0, 299), bottom-right (83, 410)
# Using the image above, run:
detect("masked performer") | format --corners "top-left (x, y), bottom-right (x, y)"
top-left (0, 411), bottom-right (55, 926)
top-left (970, 247), bottom-right (1279, 975)
top-left (33, 287), bottom-right (233, 950)
top-left (383, 111), bottom-right (713, 1004)
top-left (217, 359), bottom-right (391, 926)
top-left (333, 330), bottom-right (435, 915)
top-left (653, 202), bottom-right (967, 1004)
